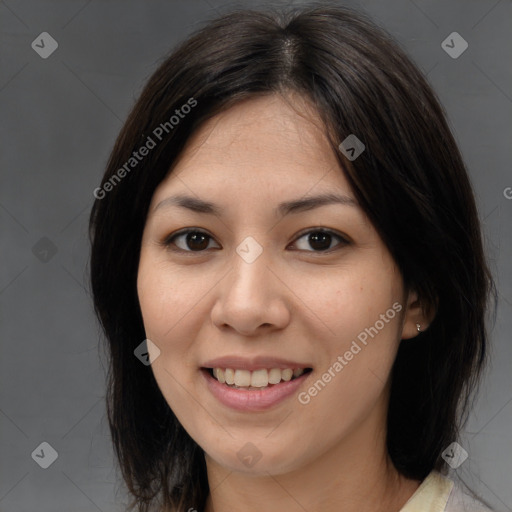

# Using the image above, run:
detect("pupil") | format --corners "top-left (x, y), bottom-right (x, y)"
top-left (187, 232), bottom-right (208, 250)
top-left (309, 232), bottom-right (331, 251)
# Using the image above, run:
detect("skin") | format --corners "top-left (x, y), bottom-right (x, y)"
top-left (137, 93), bottom-right (433, 512)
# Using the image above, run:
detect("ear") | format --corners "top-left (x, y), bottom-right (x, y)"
top-left (401, 288), bottom-right (437, 340)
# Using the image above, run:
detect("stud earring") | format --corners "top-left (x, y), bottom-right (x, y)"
top-left (416, 323), bottom-right (421, 333)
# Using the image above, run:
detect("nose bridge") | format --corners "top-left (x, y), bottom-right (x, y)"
top-left (227, 236), bottom-right (271, 302)
top-left (211, 235), bottom-right (289, 334)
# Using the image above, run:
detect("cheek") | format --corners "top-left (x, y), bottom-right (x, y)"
top-left (304, 263), bottom-right (401, 345)
top-left (136, 258), bottom-right (202, 404)
top-left (299, 265), bottom-right (403, 414)
top-left (137, 256), bottom-right (200, 340)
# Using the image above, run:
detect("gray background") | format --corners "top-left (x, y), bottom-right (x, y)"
top-left (0, 0), bottom-right (511, 510)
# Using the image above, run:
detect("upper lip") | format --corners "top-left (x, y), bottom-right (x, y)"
top-left (202, 356), bottom-right (312, 371)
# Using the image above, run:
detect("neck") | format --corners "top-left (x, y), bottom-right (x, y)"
top-left (203, 401), bottom-right (421, 512)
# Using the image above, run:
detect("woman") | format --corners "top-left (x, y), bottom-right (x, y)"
top-left (89, 4), bottom-right (497, 511)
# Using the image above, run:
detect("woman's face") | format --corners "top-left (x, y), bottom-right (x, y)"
top-left (137, 93), bottom-right (421, 476)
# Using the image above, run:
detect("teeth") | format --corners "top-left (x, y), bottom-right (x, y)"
top-left (234, 369), bottom-right (251, 387)
top-left (268, 368), bottom-right (282, 384)
top-left (211, 367), bottom-right (306, 388)
top-left (282, 368), bottom-right (293, 381)
top-left (224, 368), bottom-right (235, 385)
top-left (251, 369), bottom-right (268, 387)
top-left (216, 368), bottom-right (225, 384)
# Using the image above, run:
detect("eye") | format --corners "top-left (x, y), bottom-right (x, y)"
top-left (163, 229), bottom-right (219, 253)
top-left (161, 228), bottom-right (349, 254)
top-left (290, 228), bottom-right (349, 252)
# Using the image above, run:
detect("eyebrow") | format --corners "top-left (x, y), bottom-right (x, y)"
top-left (152, 192), bottom-right (359, 217)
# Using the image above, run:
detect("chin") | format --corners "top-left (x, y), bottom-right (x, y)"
top-left (203, 435), bottom-right (310, 476)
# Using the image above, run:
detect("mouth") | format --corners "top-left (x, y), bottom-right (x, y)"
top-left (203, 367), bottom-right (313, 390)
top-left (200, 366), bottom-right (313, 411)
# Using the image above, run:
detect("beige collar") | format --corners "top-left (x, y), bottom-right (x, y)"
top-left (399, 471), bottom-right (454, 512)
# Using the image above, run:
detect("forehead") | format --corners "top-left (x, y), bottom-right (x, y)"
top-left (151, 93), bottom-right (355, 207)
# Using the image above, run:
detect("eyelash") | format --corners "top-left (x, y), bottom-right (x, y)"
top-left (161, 227), bottom-right (350, 255)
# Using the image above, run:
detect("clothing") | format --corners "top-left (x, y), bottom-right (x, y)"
top-left (400, 470), bottom-right (494, 512)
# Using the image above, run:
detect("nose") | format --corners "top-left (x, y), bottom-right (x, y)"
top-left (210, 247), bottom-right (291, 337)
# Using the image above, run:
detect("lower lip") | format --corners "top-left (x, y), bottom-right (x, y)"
top-left (201, 369), bottom-right (312, 412)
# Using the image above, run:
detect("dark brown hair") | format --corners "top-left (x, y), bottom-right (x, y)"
top-left (89, 4), bottom-right (496, 511)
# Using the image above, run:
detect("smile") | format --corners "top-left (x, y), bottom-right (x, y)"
top-left (201, 366), bottom-right (313, 411)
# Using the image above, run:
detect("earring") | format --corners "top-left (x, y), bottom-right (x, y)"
top-left (416, 323), bottom-right (421, 333)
